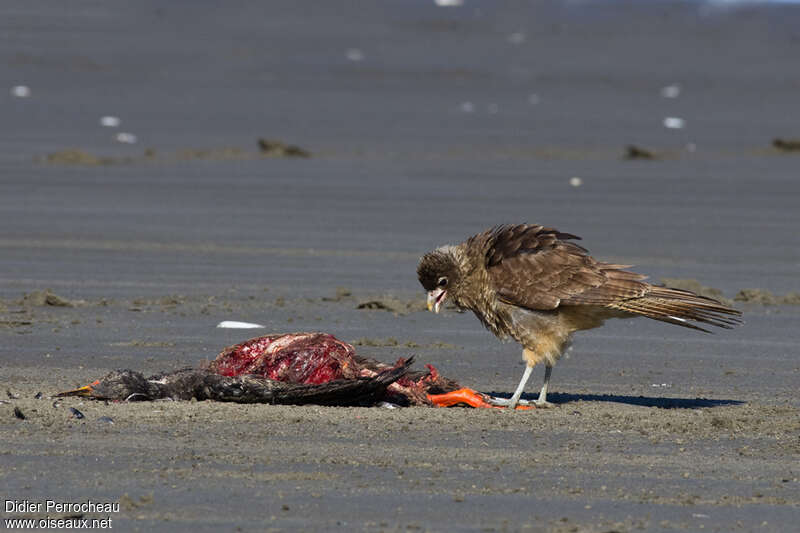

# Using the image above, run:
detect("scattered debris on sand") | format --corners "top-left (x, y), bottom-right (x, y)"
top-left (784, 293), bottom-right (800, 304)
top-left (130, 296), bottom-right (184, 308)
top-left (624, 145), bottom-right (657, 160)
top-left (43, 149), bottom-right (121, 166)
top-left (321, 287), bottom-right (353, 302)
top-left (20, 290), bottom-right (78, 307)
top-left (13, 407), bottom-right (26, 420)
top-left (357, 297), bottom-right (427, 316)
top-left (257, 138), bottom-right (311, 158)
top-left (734, 288), bottom-right (800, 305)
top-left (176, 147), bottom-right (246, 160)
top-left (735, 289), bottom-right (778, 305)
top-left (427, 341), bottom-right (457, 349)
top-left (0, 320), bottom-right (33, 328)
top-left (772, 138), bottom-right (800, 152)
top-left (661, 278), bottom-right (733, 306)
top-left (352, 337), bottom-right (456, 349)
top-left (351, 337), bottom-right (402, 347)
top-left (119, 494), bottom-right (154, 512)
top-left (109, 340), bottom-right (176, 348)
top-left (41, 140), bottom-right (311, 166)
top-left (660, 282), bottom-right (799, 306)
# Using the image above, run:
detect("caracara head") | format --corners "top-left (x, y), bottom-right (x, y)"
top-left (417, 246), bottom-right (464, 314)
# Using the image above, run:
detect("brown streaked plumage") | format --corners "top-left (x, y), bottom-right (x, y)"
top-left (417, 223), bottom-right (742, 408)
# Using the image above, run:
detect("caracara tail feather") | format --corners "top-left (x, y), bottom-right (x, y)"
top-left (598, 264), bottom-right (649, 281)
top-left (610, 286), bottom-right (742, 332)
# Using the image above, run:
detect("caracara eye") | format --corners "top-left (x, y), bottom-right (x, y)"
top-left (437, 277), bottom-right (448, 288)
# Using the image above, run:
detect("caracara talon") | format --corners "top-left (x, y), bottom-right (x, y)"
top-left (487, 397), bottom-right (533, 408)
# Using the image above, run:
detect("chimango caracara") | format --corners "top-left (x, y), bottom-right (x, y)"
top-left (417, 224), bottom-right (742, 409)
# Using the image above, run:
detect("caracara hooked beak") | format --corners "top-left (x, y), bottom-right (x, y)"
top-left (427, 287), bottom-right (447, 313)
top-left (418, 247), bottom-right (459, 314)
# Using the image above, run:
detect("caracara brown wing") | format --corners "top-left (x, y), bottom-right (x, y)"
top-left (483, 224), bottom-right (649, 310)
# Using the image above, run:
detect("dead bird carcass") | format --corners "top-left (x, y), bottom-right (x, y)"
top-left (59, 333), bottom-right (498, 408)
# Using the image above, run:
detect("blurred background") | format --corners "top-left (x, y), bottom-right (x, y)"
top-left (3, 0), bottom-right (799, 300)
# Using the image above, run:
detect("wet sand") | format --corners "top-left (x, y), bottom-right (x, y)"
top-left (2, 1), bottom-right (800, 531)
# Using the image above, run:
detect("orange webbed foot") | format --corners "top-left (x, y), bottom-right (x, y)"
top-left (427, 388), bottom-right (534, 409)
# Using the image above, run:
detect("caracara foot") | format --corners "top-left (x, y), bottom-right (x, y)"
top-left (487, 397), bottom-right (535, 409)
top-left (532, 398), bottom-right (555, 408)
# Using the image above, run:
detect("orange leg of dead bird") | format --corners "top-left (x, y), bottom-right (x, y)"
top-left (427, 388), bottom-right (534, 410)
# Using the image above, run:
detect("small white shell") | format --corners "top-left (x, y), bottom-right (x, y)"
top-left (11, 85), bottom-right (31, 98)
top-left (660, 84), bottom-right (681, 98)
top-left (115, 132), bottom-right (137, 144)
top-left (100, 116), bottom-right (121, 127)
top-left (216, 321), bottom-right (266, 329)
top-left (345, 48), bottom-right (364, 62)
top-left (663, 117), bottom-right (686, 129)
top-left (507, 32), bottom-right (526, 45)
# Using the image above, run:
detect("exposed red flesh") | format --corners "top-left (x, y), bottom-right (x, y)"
top-left (209, 334), bottom-right (468, 406)
top-left (210, 333), bottom-right (359, 385)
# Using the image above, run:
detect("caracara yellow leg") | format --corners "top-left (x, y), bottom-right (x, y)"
top-left (507, 364), bottom-right (533, 408)
top-left (535, 364), bottom-right (554, 408)
top-left (491, 360), bottom-right (555, 409)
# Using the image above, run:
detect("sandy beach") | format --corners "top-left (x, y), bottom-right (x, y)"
top-left (2, 1), bottom-right (799, 531)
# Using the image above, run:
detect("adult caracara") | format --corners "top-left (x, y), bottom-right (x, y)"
top-left (417, 224), bottom-right (742, 409)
